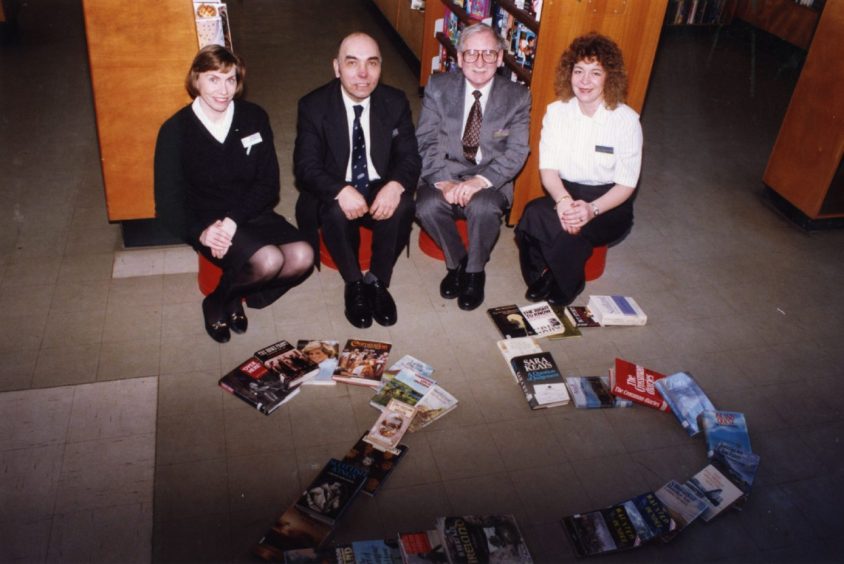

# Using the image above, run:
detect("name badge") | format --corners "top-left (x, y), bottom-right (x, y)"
top-left (595, 145), bottom-right (614, 154)
top-left (241, 132), bottom-right (263, 155)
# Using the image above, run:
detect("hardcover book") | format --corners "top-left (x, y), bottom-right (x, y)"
top-left (363, 399), bottom-right (416, 455)
top-left (518, 301), bottom-right (566, 337)
top-left (564, 305), bottom-right (601, 328)
top-left (653, 371), bottom-right (715, 436)
top-left (407, 384), bottom-right (459, 432)
top-left (296, 340), bottom-right (340, 386)
top-left (700, 410), bottom-right (752, 458)
top-left (219, 357), bottom-right (301, 416)
top-left (654, 480), bottom-right (709, 541)
top-left (437, 514), bottom-right (534, 563)
top-left (387, 354), bottom-right (435, 378)
top-left (510, 351), bottom-right (570, 409)
top-left (497, 337), bottom-right (542, 382)
top-left (333, 339), bottom-right (392, 387)
top-left (685, 463), bottom-right (745, 522)
top-left (610, 358), bottom-right (670, 411)
top-left (586, 295), bottom-right (647, 326)
top-left (253, 506), bottom-right (333, 561)
top-left (255, 340), bottom-right (319, 388)
top-left (565, 376), bottom-right (633, 409)
top-left (342, 432), bottom-right (408, 496)
top-left (710, 443), bottom-right (761, 510)
top-left (487, 304), bottom-right (535, 339)
top-left (370, 368), bottom-right (436, 411)
top-left (398, 529), bottom-right (446, 564)
top-left (294, 458), bottom-right (368, 525)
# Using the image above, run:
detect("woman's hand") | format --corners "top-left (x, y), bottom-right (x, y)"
top-left (199, 220), bottom-right (233, 259)
top-left (558, 200), bottom-right (594, 235)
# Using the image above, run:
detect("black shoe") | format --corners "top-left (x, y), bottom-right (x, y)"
top-left (344, 280), bottom-right (373, 329)
top-left (547, 279), bottom-right (586, 307)
top-left (370, 280), bottom-right (397, 326)
top-left (439, 257), bottom-right (467, 299)
top-left (525, 269), bottom-right (555, 302)
top-left (228, 301), bottom-right (248, 335)
top-left (458, 271), bottom-right (485, 311)
top-left (202, 295), bottom-right (230, 343)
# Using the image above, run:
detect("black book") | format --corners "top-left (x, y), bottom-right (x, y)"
top-left (342, 432), bottom-right (408, 496)
top-left (255, 340), bottom-right (319, 388)
top-left (219, 357), bottom-right (300, 416)
top-left (510, 352), bottom-right (570, 410)
top-left (295, 458), bottom-right (369, 525)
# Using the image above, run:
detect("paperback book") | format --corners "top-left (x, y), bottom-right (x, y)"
top-left (219, 357), bottom-right (301, 416)
top-left (342, 432), bottom-right (408, 496)
top-left (253, 506), bottom-right (333, 561)
top-left (255, 340), bottom-right (319, 388)
top-left (487, 304), bottom-right (535, 339)
top-left (497, 337), bottom-right (542, 382)
top-left (518, 301), bottom-right (566, 337)
top-left (564, 305), bottom-right (601, 328)
top-left (296, 340), bottom-right (340, 386)
top-left (710, 443), bottom-right (761, 510)
top-left (545, 312), bottom-right (582, 339)
top-left (350, 538), bottom-right (403, 564)
top-left (587, 295), bottom-right (647, 326)
top-left (388, 354), bottom-right (435, 378)
top-left (333, 339), bottom-right (392, 387)
top-left (370, 368), bottom-right (436, 411)
top-left (510, 351), bottom-right (570, 409)
top-left (610, 358), bottom-right (670, 411)
top-left (279, 546), bottom-right (349, 563)
top-left (700, 410), bottom-right (752, 458)
top-left (653, 371), bottom-right (716, 436)
top-left (685, 463), bottom-right (745, 522)
top-left (294, 458), bottom-right (369, 525)
top-left (437, 514), bottom-right (534, 563)
top-left (363, 398), bottom-right (416, 455)
top-left (397, 529), bottom-right (446, 564)
top-left (654, 480), bottom-right (709, 541)
top-left (565, 376), bottom-right (633, 409)
top-left (407, 384), bottom-right (459, 432)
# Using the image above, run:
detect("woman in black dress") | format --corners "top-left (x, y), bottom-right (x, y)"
top-left (155, 45), bottom-right (313, 343)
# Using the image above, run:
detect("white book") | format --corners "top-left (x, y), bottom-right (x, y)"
top-left (497, 337), bottom-right (542, 382)
top-left (518, 301), bottom-right (566, 336)
top-left (587, 295), bottom-right (647, 326)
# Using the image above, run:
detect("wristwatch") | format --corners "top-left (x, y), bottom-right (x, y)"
top-left (590, 202), bottom-right (600, 218)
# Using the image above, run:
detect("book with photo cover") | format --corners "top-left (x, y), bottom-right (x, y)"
top-left (700, 410), bottom-right (752, 458)
top-left (518, 301), bottom-right (566, 337)
top-left (219, 357), bottom-right (301, 416)
top-left (342, 432), bottom-right (408, 496)
top-left (350, 538), bottom-right (403, 564)
top-left (363, 399), bottom-right (416, 455)
top-left (565, 376), bottom-right (633, 409)
top-left (710, 443), bottom-right (761, 511)
top-left (370, 368), bottom-right (436, 411)
top-left (653, 371), bottom-right (716, 436)
top-left (333, 339), bottom-right (392, 387)
top-left (255, 340), bottom-right (319, 388)
top-left (279, 546), bottom-right (348, 563)
top-left (564, 305), bottom-right (601, 328)
top-left (610, 358), bottom-right (670, 411)
top-left (398, 529), bottom-right (446, 564)
top-left (587, 295), bottom-right (647, 326)
top-left (296, 340), bottom-right (340, 386)
top-left (253, 506), bottom-right (333, 561)
top-left (546, 312), bottom-right (582, 339)
top-left (294, 458), bottom-right (368, 526)
top-left (487, 304), bottom-right (535, 339)
top-left (510, 351), bottom-right (570, 410)
top-left (407, 384), bottom-right (459, 432)
top-left (654, 480), bottom-right (709, 541)
top-left (685, 463), bottom-right (745, 522)
top-left (437, 514), bottom-right (534, 563)
top-left (497, 337), bottom-right (542, 382)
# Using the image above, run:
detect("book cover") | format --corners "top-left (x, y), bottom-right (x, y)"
top-left (587, 295), bottom-right (647, 326)
top-left (296, 340), bottom-right (340, 386)
top-left (294, 458), bottom-right (368, 525)
top-left (363, 399), bottom-right (416, 455)
top-left (407, 384), bottom-right (459, 432)
top-left (685, 463), bottom-right (745, 522)
top-left (253, 506), bottom-right (333, 561)
top-left (487, 304), bottom-right (535, 339)
top-left (350, 538), bottom-right (403, 564)
top-left (398, 529), bottom-right (446, 564)
top-left (333, 339), bottom-right (392, 387)
top-left (518, 301), bottom-right (566, 337)
top-left (370, 368), bottom-right (437, 411)
top-left (545, 311), bottom-right (582, 339)
top-left (700, 410), bottom-right (752, 458)
top-left (654, 480), bottom-right (709, 541)
top-left (342, 432), bottom-right (408, 496)
top-left (510, 352), bottom-right (570, 409)
top-left (710, 443), bottom-right (761, 510)
top-left (497, 337), bottom-right (542, 382)
top-left (281, 546), bottom-right (346, 563)
top-left (438, 514), bottom-right (534, 563)
top-left (653, 371), bottom-right (715, 436)
top-left (387, 354), bottom-right (435, 378)
top-left (610, 358), bottom-right (670, 411)
top-left (219, 357), bottom-right (301, 416)
top-left (255, 340), bottom-right (319, 388)
top-left (565, 376), bottom-right (633, 409)
top-left (564, 305), bottom-right (601, 328)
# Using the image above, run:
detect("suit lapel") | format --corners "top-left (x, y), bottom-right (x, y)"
top-left (325, 81), bottom-right (350, 172)
top-left (369, 87), bottom-right (389, 172)
top-left (447, 77), bottom-right (467, 159)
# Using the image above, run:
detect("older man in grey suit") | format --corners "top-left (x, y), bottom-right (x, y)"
top-left (415, 23), bottom-right (531, 311)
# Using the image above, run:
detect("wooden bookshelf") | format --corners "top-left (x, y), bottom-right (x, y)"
top-left (733, 0), bottom-right (820, 50)
top-left (371, 0), bottom-right (426, 58)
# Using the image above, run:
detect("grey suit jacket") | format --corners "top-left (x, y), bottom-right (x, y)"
top-left (416, 72), bottom-right (531, 205)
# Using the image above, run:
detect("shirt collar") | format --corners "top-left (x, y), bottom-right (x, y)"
top-left (340, 88), bottom-right (371, 116)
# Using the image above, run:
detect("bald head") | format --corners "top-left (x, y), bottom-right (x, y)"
top-left (333, 32), bottom-right (382, 102)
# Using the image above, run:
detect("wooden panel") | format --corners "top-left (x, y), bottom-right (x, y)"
top-left (763, 2), bottom-right (844, 218)
top-left (419, 1), bottom-right (447, 87)
top-left (396, 1), bottom-right (425, 58)
top-left (734, 0), bottom-right (818, 50)
top-left (373, 0), bottom-right (400, 23)
top-left (83, 0), bottom-right (196, 221)
top-left (509, 0), bottom-right (668, 223)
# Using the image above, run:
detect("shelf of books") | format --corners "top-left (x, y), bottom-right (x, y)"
top-left (665, 0), bottom-right (736, 26)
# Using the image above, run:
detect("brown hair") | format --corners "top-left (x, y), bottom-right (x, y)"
top-left (185, 44), bottom-right (246, 98)
top-left (554, 33), bottom-right (627, 110)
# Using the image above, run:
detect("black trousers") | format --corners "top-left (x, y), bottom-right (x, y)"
top-left (319, 187), bottom-right (415, 286)
top-left (515, 180), bottom-right (633, 302)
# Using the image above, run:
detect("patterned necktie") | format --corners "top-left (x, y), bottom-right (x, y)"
top-left (462, 90), bottom-right (482, 164)
top-left (351, 104), bottom-right (369, 197)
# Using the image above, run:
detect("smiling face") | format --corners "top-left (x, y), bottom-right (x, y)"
top-left (457, 29), bottom-right (503, 90)
top-left (571, 58), bottom-right (606, 116)
top-left (333, 33), bottom-right (381, 102)
top-left (195, 67), bottom-right (237, 120)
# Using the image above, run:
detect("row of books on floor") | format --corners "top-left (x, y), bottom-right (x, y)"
top-left (258, 512), bottom-right (534, 563)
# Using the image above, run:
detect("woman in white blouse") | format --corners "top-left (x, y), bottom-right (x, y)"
top-left (516, 32), bottom-right (643, 306)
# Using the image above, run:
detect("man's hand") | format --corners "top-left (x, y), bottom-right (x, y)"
top-left (336, 186), bottom-right (369, 220)
top-left (369, 181), bottom-right (405, 220)
top-left (436, 180), bottom-right (461, 204)
top-left (199, 219), bottom-right (233, 259)
top-left (453, 176), bottom-right (487, 206)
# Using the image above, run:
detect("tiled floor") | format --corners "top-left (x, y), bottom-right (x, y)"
top-left (2, 1), bottom-right (844, 563)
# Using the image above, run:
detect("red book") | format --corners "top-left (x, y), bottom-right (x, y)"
top-left (610, 358), bottom-right (671, 412)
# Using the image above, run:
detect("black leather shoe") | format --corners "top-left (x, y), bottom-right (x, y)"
top-left (439, 257), bottom-right (467, 299)
top-left (344, 280), bottom-right (373, 329)
top-left (228, 301), bottom-right (248, 335)
top-left (525, 269), bottom-right (555, 302)
top-left (458, 271), bottom-right (485, 311)
top-left (202, 295), bottom-right (231, 343)
top-left (547, 279), bottom-right (585, 307)
top-left (370, 280), bottom-right (397, 326)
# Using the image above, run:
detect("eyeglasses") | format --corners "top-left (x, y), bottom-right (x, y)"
top-left (461, 49), bottom-right (499, 64)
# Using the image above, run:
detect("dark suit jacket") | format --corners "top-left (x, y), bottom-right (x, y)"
top-left (415, 72), bottom-right (531, 205)
top-left (293, 79), bottom-right (421, 257)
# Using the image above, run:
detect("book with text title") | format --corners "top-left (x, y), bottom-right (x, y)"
top-left (294, 458), bottom-right (368, 526)
top-left (342, 432), bottom-right (408, 496)
top-left (497, 337), bottom-right (542, 382)
top-left (488, 304), bottom-right (535, 339)
top-left (398, 529), bottom-right (446, 564)
top-left (370, 368), bottom-right (436, 411)
top-left (654, 371), bottom-right (716, 436)
top-left (350, 538), bottom-right (403, 564)
top-left (219, 357), bottom-right (301, 416)
top-left (654, 480), bottom-right (709, 541)
top-left (518, 301), bottom-right (566, 337)
top-left (254, 340), bottom-right (319, 388)
top-left (510, 351), bottom-right (570, 409)
top-left (565, 376), bottom-right (633, 409)
top-left (587, 295), bottom-right (647, 326)
top-left (407, 384), bottom-right (459, 432)
top-left (333, 339), bottom-right (392, 387)
top-left (363, 398), bottom-right (416, 455)
top-left (685, 463), bottom-right (745, 522)
top-left (710, 443), bottom-right (760, 511)
top-left (437, 514), bottom-right (534, 563)
top-left (700, 410), bottom-right (752, 458)
top-left (610, 358), bottom-right (670, 411)
top-left (564, 305), bottom-right (601, 328)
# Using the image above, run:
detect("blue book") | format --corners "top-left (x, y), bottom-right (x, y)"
top-left (700, 410), bottom-right (751, 458)
top-left (653, 372), bottom-right (715, 436)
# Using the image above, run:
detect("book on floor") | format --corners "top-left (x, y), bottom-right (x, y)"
top-left (545, 310), bottom-right (582, 339)
top-left (710, 442), bottom-right (761, 511)
top-left (255, 340), bottom-right (320, 388)
top-left (219, 357), bottom-right (301, 416)
top-left (487, 304), bottom-right (536, 339)
top-left (342, 432), bottom-right (408, 496)
top-left (253, 506), bottom-right (333, 561)
top-left (350, 538), bottom-right (403, 564)
top-left (397, 529), bottom-right (446, 564)
top-left (333, 339), bottom-right (392, 387)
top-left (497, 337), bottom-right (542, 382)
top-left (370, 368), bottom-right (437, 411)
top-left (564, 305), bottom-right (601, 328)
top-left (279, 546), bottom-right (348, 563)
top-left (518, 301), bottom-right (567, 337)
top-left (437, 514), bottom-right (534, 564)
top-left (610, 358), bottom-right (670, 411)
top-left (564, 376), bottom-right (633, 409)
top-left (387, 353), bottom-right (435, 378)
top-left (685, 462), bottom-right (746, 522)
top-left (587, 295), bottom-right (647, 326)
top-left (294, 458), bottom-right (368, 526)
top-left (700, 410), bottom-right (752, 458)
top-left (654, 480), bottom-right (709, 541)
top-left (363, 398), bottom-right (416, 455)
top-left (296, 340), bottom-right (340, 386)
top-left (510, 351), bottom-right (570, 409)
top-left (407, 384), bottom-right (459, 432)
top-left (653, 371), bottom-right (716, 436)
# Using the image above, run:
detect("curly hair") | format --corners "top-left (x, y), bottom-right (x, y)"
top-left (554, 33), bottom-right (627, 110)
top-left (185, 44), bottom-right (246, 99)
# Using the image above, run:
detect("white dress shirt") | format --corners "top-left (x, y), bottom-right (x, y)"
top-left (340, 90), bottom-right (381, 184)
top-left (191, 97), bottom-right (234, 144)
